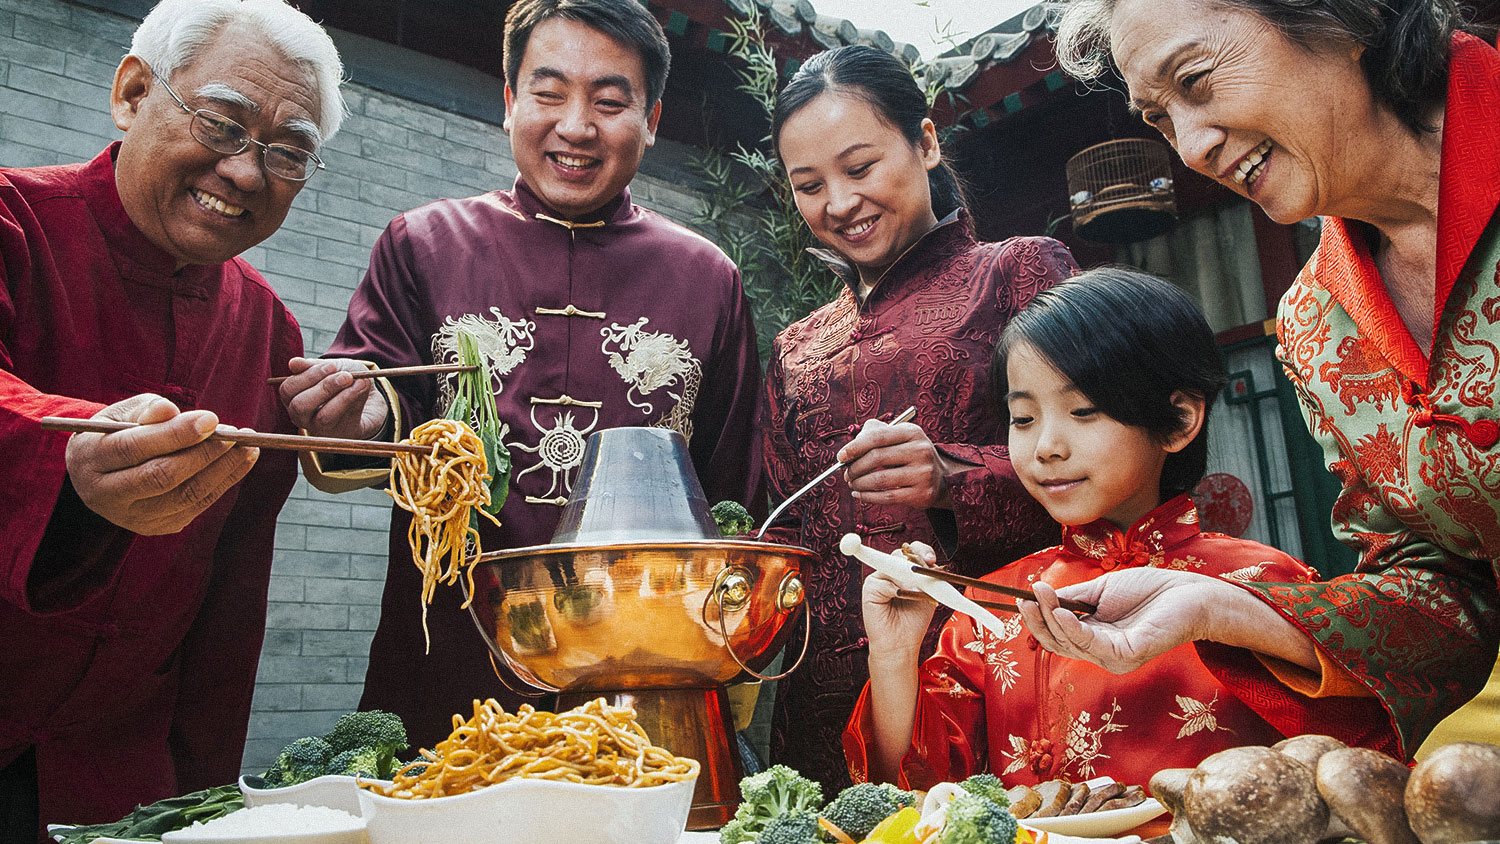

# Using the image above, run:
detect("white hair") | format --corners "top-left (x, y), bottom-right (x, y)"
top-left (1049, 0), bottom-right (1119, 82)
top-left (129, 0), bottom-right (348, 143)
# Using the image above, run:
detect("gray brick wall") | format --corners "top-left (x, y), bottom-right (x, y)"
top-left (4, 0), bottom-right (725, 778)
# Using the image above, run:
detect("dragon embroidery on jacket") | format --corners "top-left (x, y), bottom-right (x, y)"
top-left (432, 309), bottom-right (536, 417)
top-left (600, 318), bottom-right (700, 441)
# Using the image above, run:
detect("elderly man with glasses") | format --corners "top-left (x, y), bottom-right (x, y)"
top-left (0, 0), bottom-right (344, 839)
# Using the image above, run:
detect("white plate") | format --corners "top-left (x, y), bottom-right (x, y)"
top-left (1021, 797), bottom-right (1166, 837)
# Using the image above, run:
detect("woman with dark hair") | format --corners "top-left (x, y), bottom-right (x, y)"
top-left (1024, 0), bottom-right (1500, 759)
top-left (850, 269), bottom-right (1334, 790)
top-left (760, 45), bottom-right (1077, 790)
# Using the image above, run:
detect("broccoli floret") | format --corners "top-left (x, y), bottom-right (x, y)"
top-left (938, 793), bottom-right (1019, 844)
top-left (957, 773), bottom-right (1010, 808)
top-left (736, 764), bottom-right (824, 822)
top-left (260, 757), bottom-right (286, 786)
top-left (323, 710), bottom-right (409, 778)
top-left (724, 765), bottom-right (823, 842)
top-left (821, 782), bottom-right (917, 840)
top-left (272, 736), bottom-right (335, 786)
top-left (758, 809), bottom-right (822, 844)
top-left (711, 500), bottom-right (755, 537)
top-left (325, 747), bottom-right (382, 779)
top-left (718, 815), bottom-right (756, 844)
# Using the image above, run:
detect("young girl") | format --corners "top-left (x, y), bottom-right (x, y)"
top-left (846, 268), bottom-right (1328, 790)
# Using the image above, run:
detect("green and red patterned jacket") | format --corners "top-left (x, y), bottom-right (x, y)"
top-left (1201, 31), bottom-right (1500, 760)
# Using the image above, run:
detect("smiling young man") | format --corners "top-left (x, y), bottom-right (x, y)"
top-left (0, 0), bottom-right (345, 840)
top-left (276, 0), bottom-right (764, 752)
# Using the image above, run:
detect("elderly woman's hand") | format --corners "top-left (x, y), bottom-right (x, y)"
top-left (1017, 568), bottom-right (1319, 673)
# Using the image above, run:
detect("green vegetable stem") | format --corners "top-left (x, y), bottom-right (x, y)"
top-left (443, 328), bottom-right (511, 522)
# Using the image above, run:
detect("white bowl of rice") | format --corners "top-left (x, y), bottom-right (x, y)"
top-left (357, 775), bottom-right (696, 844)
top-left (159, 803), bottom-right (367, 844)
top-left (239, 775), bottom-right (367, 816)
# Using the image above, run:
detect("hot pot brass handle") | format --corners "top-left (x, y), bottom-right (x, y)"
top-left (710, 569), bottom-right (810, 682)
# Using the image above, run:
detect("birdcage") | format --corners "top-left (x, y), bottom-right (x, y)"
top-left (1065, 138), bottom-right (1178, 243)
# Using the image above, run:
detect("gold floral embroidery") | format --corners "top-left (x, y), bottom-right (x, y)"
top-left (1159, 554), bottom-right (1209, 571)
top-left (964, 635), bottom-right (1021, 691)
top-left (1060, 699), bottom-right (1128, 780)
top-left (1000, 735), bottom-right (1032, 776)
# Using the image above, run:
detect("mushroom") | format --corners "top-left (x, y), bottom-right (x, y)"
top-left (1273, 734), bottom-right (1348, 772)
top-left (1405, 741), bottom-right (1500, 844)
top-left (1183, 746), bottom-right (1329, 844)
top-left (1315, 747), bottom-right (1418, 844)
top-left (1149, 768), bottom-right (1197, 844)
top-left (1274, 734), bottom-right (1355, 839)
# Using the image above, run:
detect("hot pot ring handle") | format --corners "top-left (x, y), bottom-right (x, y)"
top-left (711, 570), bottom-right (811, 682)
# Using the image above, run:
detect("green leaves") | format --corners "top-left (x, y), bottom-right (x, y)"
top-left (443, 328), bottom-right (511, 518)
top-left (53, 784), bottom-right (244, 843)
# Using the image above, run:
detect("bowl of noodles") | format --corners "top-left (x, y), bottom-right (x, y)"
top-left (357, 697), bottom-right (698, 844)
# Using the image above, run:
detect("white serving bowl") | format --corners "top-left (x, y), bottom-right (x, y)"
top-left (357, 775), bottom-right (697, 844)
top-left (238, 775), bottom-right (366, 817)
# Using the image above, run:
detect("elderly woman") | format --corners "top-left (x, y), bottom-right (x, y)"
top-left (1020, 0), bottom-right (1500, 761)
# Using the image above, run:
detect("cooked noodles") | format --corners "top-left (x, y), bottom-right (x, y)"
top-left (369, 698), bottom-right (700, 799)
top-left (387, 417), bottom-right (500, 652)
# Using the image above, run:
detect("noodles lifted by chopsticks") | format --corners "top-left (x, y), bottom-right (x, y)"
top-left (387, 418), bottom-right (501, 653)
top-left (370, 698), bottom-right (700, 799)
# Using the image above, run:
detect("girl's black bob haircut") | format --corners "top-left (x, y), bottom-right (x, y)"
top-left (991, 267), bottom-right (1227, 501)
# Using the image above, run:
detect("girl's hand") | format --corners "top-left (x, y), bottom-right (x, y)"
top-left (862, 542), bottom-right (940, 661)
top-left (840, 419), bottom-right (960, 509)
top-left (1016, 569), bottom-right (1319, 673)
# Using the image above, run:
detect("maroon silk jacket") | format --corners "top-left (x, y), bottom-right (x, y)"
top-left (0, 145), bottom-right (302, 836)
top-left (763, 213), bottom-right (1075, 790)
top-left (315, 179), bottom-right (764, 752)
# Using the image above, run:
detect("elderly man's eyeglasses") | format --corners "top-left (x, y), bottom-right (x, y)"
top-left (152, 70), bottom-right (324, 182)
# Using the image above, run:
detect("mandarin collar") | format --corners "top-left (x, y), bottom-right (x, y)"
top-left (1060, 494), bottom-right (1202, 571)
top-left (511, 176), bottom-right (633, 227)
top-left (81, 142), bottom-right (215, 291)
top-left (1312, 32), bottom-right (1500, 386)
top-left (1433, 32), bottom-right (1500, 328)
top-left (808, 208), bottom-right (976, 301)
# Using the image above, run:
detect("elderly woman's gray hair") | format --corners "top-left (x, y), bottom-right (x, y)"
top-left (1051, 0), bottom-right (1463, 133)
top-left (128, 0), bottom-right (347, 144)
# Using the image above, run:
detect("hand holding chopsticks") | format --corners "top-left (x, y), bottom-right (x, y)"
top-left (266, 363), bottom-right (477, 385)
top-left (908, 564), bottom-right (1098, 615)
top-left (41, 416), bottom-right (429, 458)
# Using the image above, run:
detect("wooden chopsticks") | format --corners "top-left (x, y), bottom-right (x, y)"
top-left (266, 363), bottom-right (477, 385)
top-left (39, 417), bottom-right (429, 458)
top-left (912, 565), bottom-right (1098, 614)
top-left (895, 589), bottom-right (1019, 615)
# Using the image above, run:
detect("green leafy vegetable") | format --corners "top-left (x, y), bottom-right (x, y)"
top-left (52, 784), bottom-right (243, 843)
top-left (443, 328), bottom-right (510, 518)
